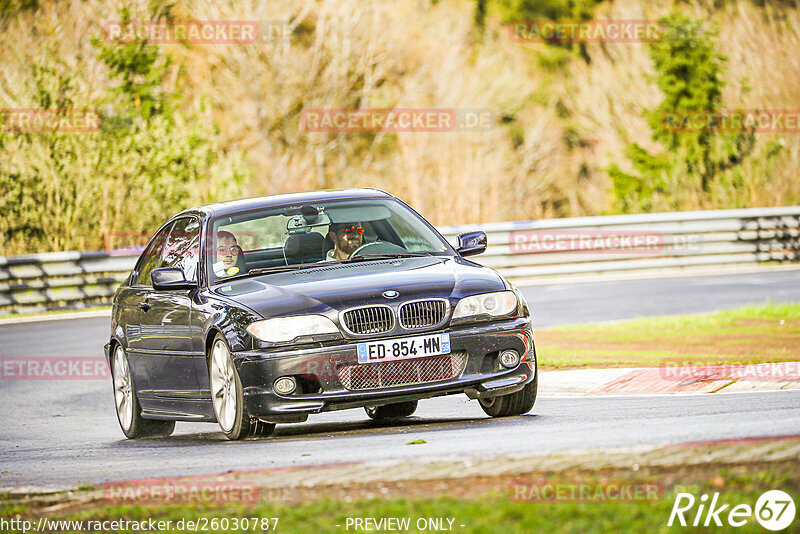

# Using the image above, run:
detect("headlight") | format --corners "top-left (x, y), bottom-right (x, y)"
top-left (511, 284), bottom-right (530, 316)
top-left (247, 315), bottom-right (340, 344)
top-left (451, 291), bottom-right (518, 323)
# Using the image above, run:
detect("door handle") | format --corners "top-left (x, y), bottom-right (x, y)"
top-left (139, 300), bottom-right (152, 312)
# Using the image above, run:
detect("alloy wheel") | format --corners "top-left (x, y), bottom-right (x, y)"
top-left (210, 339), bottom-right (237, 432)
top-left (113, 346), bottom-right (133, 431)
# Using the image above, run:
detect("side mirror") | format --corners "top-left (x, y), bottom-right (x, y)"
top-left (151, 267), bottom-right (198, 291)
top-left (456, 231), bottom-right (487, 257)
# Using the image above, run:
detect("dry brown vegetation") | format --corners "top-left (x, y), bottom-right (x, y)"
top-left (174, 0), bottom-right (800, 222)
top-left (2, 0), bottom-right (799, 254)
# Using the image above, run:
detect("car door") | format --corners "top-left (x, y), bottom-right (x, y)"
top-left (138, 217), bottom-right (202, 398)
top-left (125, 222), bottom-right (173, 397)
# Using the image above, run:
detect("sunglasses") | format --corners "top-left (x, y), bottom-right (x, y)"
top-left (341, 225), bottom-right (364, 235)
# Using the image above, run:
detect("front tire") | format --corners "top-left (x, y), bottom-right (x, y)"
top-left (112, 345), bottom-right (175, 439)
top-left (365, 400), bottom-right (418, 420)
top-left (479, 372), bottom-right (538, 418)
top-left (209, 334), bottom-right (275, 440)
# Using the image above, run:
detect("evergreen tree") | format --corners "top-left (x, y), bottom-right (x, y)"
top-left (607, 13), bottom-right (756, 212)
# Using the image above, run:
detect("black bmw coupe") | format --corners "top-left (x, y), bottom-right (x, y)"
top-left (105, 188), bottom-right (537, 440)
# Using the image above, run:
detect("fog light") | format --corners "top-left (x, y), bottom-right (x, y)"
top-left (273, 376), bottom-right (297, 395)
top-left (499, 350), bottom-right (520, 369)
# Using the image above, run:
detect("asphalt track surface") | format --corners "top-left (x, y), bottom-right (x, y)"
top-left (1, 270), bottom-right (799, 488)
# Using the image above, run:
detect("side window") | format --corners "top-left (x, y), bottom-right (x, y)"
top-left (162, 218), bottom-right (201, 281)
top-left (133, 222), bottom-right (174, 286)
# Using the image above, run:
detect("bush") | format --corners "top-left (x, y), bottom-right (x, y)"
top-left (0, 6), bottom-right (249, 254)
top-left (606, 12), bottom-right (761, 213)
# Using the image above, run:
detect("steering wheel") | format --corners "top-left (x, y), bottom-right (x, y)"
top-left (350, 240), bottom-right (408, 257)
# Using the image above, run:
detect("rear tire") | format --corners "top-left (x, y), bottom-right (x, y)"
top-left (365, 400), bottom-right (418, 420)
top-left (479, 372), bottom-right (538, 418)
top-left (112, 344), bottom-right (175, 439)
top-left (209, 334), bottom-right (276, 440)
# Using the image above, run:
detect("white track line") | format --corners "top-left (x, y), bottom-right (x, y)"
top-left (542, 389), bottom-right (800, 399)
top-left (0, 309), bottom-right (111, 325)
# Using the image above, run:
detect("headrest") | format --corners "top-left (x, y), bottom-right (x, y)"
top-left (284, 232), bottom-right (324, 257)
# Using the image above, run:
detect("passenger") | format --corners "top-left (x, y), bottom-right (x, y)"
top-left (327, 222), bottom-right (364, 260)
top-left (213, 231), bottom-right (246, 276)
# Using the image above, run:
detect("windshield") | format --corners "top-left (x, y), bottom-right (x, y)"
top-left (207, 198), bottom-right (454, 282)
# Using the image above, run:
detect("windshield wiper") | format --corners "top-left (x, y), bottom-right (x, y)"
top-left (247, 261), bottom-right (338, 275)
top-left (219, 261), bottom-right (336, 282)
top-left (217, 254), bottom-right (436, 283)
top-left (245, 255), bottom-right (427, 275)
top-left (345, 252), bottom-right (432, 262)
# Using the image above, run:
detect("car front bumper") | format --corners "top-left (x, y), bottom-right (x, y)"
top-left (234, 317), bottom-right (536, 422)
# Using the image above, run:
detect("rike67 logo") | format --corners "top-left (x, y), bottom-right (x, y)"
top-left (669, 490), bottom-right (796, 531)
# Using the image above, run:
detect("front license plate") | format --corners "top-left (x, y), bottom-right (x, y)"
top-left (357, 333), bottom-right (451, 364)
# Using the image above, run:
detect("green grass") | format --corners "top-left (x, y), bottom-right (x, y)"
top-left (1, 465), bottom-right (795, 533)
top-left (536, 302), bottom-right (800, 369)
top-left (549, 302), bottom-right (799, 335)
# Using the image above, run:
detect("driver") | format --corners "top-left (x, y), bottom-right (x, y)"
top-left (213, 231), bottom-right (246, 277)
top-left (327, 222), bottom-right (364, 260)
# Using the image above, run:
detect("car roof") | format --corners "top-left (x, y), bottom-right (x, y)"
top-left (172, 188), bottom-right (394, 220)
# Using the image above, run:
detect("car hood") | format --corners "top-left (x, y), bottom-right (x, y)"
top-left (213, 256), bottom-right (507, 318)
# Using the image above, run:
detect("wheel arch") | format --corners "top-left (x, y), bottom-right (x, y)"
top-left (107, 337), bottom-right (119, 360)
top-left (198, 297), bottom-right (261, 359)
top-left (204, 327), bottom-right (225, 362)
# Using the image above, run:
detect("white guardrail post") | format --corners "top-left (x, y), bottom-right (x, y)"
top-left (1, 207), bottom-right (798, 315)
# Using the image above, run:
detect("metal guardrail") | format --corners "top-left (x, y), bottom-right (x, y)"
top-left (438, 206), bottom-right (800, 280)
top-left (1, 207), bottom-right (799, 315)
top-left (0, 251), bottom-right (137, 315)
